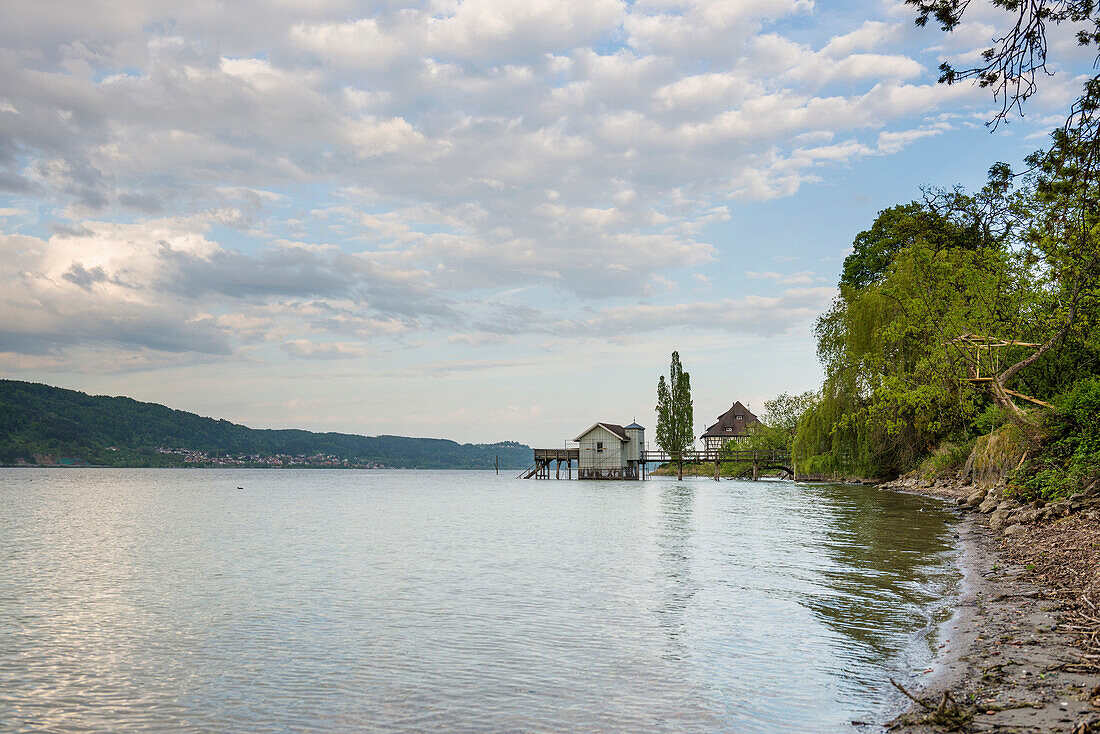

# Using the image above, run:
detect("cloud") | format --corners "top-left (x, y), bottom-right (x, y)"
top-left (556, 287), bottom-right (837, 337)
top-left (447, 332), bottom-right (514, 346)
top-left (290, 0), bottom-right (626, 68)
top-left (625, 0), bottom-right (813, 59)
top-left (383, 358), bottom-right (536, 378)
top-left (0, 217), bottom-right (445, 363)
top-left (0, 0), bottom-right (1052, 374)
top-left (0, 2), bottom-right (992, 235)
top-left (746, 270), bottom-right (818, 285)
top-left (280, 340), bottom-right (366, 360)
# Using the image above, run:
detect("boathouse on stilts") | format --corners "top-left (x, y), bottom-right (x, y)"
top-left (524, 414), bottom-right (792, 481)
top-left (523, 421), bottom-right (645, 480)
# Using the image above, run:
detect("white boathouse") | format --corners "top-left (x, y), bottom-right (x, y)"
top-left (573, 421), bottom-right (645, 480)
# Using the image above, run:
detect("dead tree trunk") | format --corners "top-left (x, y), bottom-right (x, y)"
top-left (994, 300), bottom-right (1077, 428)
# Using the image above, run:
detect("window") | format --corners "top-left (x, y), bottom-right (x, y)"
top-left (725, 427), bottom-right (733, 432)
top-left (736, 415), bottom-right (743, 420)
top-left (596, 441), bottom-right (604, 452)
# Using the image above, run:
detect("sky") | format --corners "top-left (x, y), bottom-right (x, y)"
top-left (0, 0), bottom-right (1092, 447)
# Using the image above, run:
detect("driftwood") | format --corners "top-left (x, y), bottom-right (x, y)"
top-left (889, 678), bottom-right (971, 729)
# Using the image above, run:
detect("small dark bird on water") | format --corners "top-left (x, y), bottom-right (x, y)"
top-left (237, 486), bottom-right (243, 490)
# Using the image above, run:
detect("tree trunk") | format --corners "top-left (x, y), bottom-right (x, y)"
top-left (993, 299), bottom-right (1078, 429)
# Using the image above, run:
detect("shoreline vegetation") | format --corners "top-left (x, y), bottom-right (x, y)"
top-left (0, 380), bottom-right (532, 470)
top-left (753, 11), bottom-right (1100, 721)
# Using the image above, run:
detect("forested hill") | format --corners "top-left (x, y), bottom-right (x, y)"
top-left (0, 380), bottom-right (531, 469)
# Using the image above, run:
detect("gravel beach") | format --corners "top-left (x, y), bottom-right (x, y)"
top-left (883, 479), bottom-right (1100, 733)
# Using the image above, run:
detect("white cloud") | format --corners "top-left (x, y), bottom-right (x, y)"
top-left (447, 332), bottom-right (513, 346)
top-left (557, 287), bottom-right (836, 337)
top-left (280, 340), bottom-right (366, 360)
top-left (0, 217), bottom-right (441, 364)
top-left (821, 20), bottom-right (902, 57)
top-left (746, 270), bottom-right (817, 285)
top-left (0, 0), bottom-right (1037, 385)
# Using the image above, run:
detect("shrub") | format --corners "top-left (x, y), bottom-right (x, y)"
top-left (1012, 377), bottom-right (1100, 500)
top-left (970, 404), bottom-right (1009, 437)
top-left (969, 422), bottom-right (1029, 487)
top-left (919, 441), bottom-right (974, 478)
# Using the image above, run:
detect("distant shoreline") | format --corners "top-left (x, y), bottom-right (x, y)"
top-left (0, 379), bottom-right (532, 472)
top-left (0, 464), bottom-right (517, 470)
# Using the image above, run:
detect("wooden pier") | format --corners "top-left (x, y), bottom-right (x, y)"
top-left (641, 448), bottom-right (792, 481)
top-left (522, 448), bottom-right (580, 479)
top-left (523, 446), bottom-right (791, 480)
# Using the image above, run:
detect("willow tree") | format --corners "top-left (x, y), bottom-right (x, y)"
top-left (792, 195), bottom-right (1028, 478)
top-left (656, 351), bottom-right (694, 480)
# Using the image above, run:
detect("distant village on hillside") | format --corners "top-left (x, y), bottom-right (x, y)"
top-left (21, 449), bottom-right (390, 469)
top-left (151, 448), bottom-right (390, 468)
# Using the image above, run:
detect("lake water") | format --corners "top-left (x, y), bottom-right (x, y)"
top-left (0, 469), bottom-right (961, 733)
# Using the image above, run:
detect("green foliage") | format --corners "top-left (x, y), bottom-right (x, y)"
top-left (795, 201), bottom-right (1016, 477)
top-left (840, 203), bottom-right (982, 290)
top-left (1014, 377), bottom-right (1100, 499)
top-left (806, 2), bottom-right (1100, 485)
top-left (718, 422), bottom-right (789, 477)
top-left (655, 351), bottom-right (694, 456)
top-left (792, 130), bottom-right (1100, 479)
top-left (761, 391), bottom-right (816, 447)
top-left (972, 405), bottom-right (1010, 436)
top-left (918, 441), bottom-right (974, 478)
top-left (0, 380), bottom-right (532, 469)
top-left (715, 391), bottom-right (813, 477)
top-left (791, 384), bottom-right (875, 478)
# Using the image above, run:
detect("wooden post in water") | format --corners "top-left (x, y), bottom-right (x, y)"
top-left (495, 455), bottom-right (499, 475)
top-left (752, 452), bottom-right (758, 481)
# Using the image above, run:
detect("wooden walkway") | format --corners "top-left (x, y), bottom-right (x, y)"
top-left (642, 448), bottom-right (792, 481)
top-left (522, 447), bottom-right (792, 480)
top-left (522, 448), bottom-right (580, 479)
top-left (640, 448), bottom-right (789, 464)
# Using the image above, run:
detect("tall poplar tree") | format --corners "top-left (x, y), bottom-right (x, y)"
top-left (656, 351), bottom-right (694, 480)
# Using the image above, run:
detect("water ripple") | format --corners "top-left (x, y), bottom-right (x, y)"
top-left (0, 469), bottom-right (960, 733)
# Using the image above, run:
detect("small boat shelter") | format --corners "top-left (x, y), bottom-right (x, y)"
top-left (524, 421), bottom-right (645, 479)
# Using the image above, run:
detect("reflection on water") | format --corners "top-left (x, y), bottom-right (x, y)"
top-left (654, 484), bottom-right (697, 655)
top-left (0, 469), bottom-right (960, 733)
top-left (805, 485), bottom-right (959, 681)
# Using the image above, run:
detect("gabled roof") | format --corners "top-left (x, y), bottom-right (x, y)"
top-left (701, 401), bottom-right (760, 438)
top-left (574, 422), bottom-right (631, 442)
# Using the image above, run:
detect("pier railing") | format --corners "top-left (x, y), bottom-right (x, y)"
top-left (522, 446), bottom-right (792, 480)
top-left (640, 448), bottom-right (789, 464)
top-left (533, 448), bottom-right (580, 461)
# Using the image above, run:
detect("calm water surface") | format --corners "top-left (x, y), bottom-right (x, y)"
top-left (0, 469), bottom-right (961, 733)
